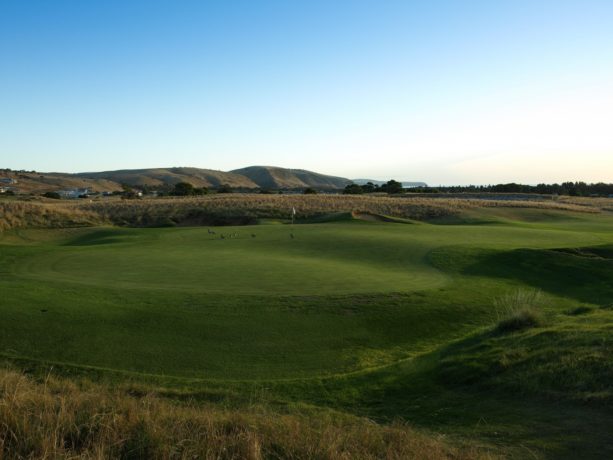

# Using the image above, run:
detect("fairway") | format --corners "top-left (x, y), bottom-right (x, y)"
top-left (2, 213), bottom-right (613, 381)
top-left (2, 209), bottom-right (613, 458)
top-left (12, 224), bottom-right (448, 295)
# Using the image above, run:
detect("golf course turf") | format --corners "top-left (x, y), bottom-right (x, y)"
top-left (1, 208), bottom-right (612, 458)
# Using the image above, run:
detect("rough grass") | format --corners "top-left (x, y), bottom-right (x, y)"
top-left (437, 306), bottom-right (613, 406)
top-left (0, 368), bottom-right (488, 460)
top-left (559, 196), bottom-right (613, 212)
top-left (0, 194), bottom-right (604, 231)
top-left (494, 290), bottom-right (545, 333)
top-left (0, 201), bottom-right (100, 232)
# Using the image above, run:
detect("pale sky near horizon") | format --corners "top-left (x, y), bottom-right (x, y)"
top-left (1, 1), bottom-right (612, 185)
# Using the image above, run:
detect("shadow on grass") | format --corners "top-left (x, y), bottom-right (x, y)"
top-left (446, 245), bottom-right (613, 305)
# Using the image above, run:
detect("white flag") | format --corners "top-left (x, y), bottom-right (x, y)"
top-left (292, 207), bottom-right (296, 215)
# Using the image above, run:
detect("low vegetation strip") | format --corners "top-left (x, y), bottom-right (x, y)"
top-left (0, 194), bottom-right (603, 231)
top-left (0, 368), bottom-right (487, 460)
top-left (0, 201), bottom-right (101, 232)
top-left (79, 194), bottom-right (473, 226)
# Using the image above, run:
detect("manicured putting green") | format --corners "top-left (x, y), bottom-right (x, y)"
top-left (1, 214), bottom-right (612, 381)
top-left (12, 223), bottom-right (449, 295)
top-left (11, 216), bottom-right (611, 296)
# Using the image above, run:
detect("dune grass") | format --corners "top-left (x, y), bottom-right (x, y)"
top-left (1, 367), bottom-right (489, 460)
top-left (1, 193), bottom-right (607, 232)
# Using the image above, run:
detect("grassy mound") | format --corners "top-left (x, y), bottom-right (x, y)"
top-left (437, 306), bottom-right (613, 405)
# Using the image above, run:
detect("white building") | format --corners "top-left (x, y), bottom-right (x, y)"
top-left (58, 188), bottom-right (90, 199)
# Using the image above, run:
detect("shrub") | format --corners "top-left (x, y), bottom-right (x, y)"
top-left (43, 191), bottom-right (61, 200)
top-left (343, 184), bottom-right (363, 195)
top-left (172, 182), bottom-right (195, 196)
top-left (303, 187), bottom-right (318, 194)
top-left (217, 184), bottom-right (233, 193)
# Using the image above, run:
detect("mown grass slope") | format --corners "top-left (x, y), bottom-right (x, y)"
top-left (1, 206), bottom-right (612, 458)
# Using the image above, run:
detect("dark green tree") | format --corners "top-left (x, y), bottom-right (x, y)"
top-left (343, 184), bottom-right (364, 195)
top-left (360, 182), bottom-right (378, 193)
top-left (381, 180), bottom-right (403, 194)
top-left (43, 191), bottom-right (61, 199)
top-left (173, 182), bottom-right (195, 196)
top-left (217, 184), bottom-right (233, 194)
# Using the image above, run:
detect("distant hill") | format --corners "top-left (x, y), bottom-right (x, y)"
top-left (352, 179), bottom-right (428, 188)
top-left (75, 167), bottom-right (258, 189)
top-left (231, 166), bottom-right (352, 190)
top-left (0, 170), bottom-right (121, 194)
top-left (1, 166), bottom-right (354, 194)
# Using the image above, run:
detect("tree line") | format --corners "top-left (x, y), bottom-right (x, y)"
top-left (407, 182), bottom-right (613, 196)
top-left (343, 180), bottom-right (404, 195)
top-left (343, 181), bottom-right (613, 197)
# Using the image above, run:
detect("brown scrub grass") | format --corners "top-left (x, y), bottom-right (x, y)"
top-left (0, 368), bottom-right (492, 460)
top-left (0, 193), bottom-right (605, 231)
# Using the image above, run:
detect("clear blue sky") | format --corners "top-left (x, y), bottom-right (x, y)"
top-left (1, 0), bottom-right (612, 184)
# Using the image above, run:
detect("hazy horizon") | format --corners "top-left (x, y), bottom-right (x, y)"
top-left (2, 1), bottom-right (612, 185)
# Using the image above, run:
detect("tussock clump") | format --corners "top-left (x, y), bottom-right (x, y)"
top-left (496, 309), bottom-right (543, 334)
top-left (494, 290), bottom-right (544, 334)
top-left (0, 368), bottom-right (489, 460)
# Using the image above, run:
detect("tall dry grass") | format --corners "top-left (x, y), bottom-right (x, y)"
top-left (0, 368), bottom-right (492, 459)
top-left (558, 195), bottom-right (613, 212)
top-left (0, 201), bottom-right (101, 232)
top-left (78, 195), bottom-right (474, 227)
top-left (69, 194), bottom-right (605, 228)
top-left (0, 193), bottom-right (604, 232)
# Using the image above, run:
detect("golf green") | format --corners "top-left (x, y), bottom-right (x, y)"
top-left (1, 214), bottom-right (612, 381)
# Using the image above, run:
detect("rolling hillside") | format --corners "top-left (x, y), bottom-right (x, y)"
top-left (0, 170), bottom-right (121, 194)
top-left (231, 165), bottom-right (352, 189)
top-left (75, 167), bottom-right (258, 189)
top-left (1, 166), bottom-right (354, 193)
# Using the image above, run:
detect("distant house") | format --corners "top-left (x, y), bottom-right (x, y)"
top-left (58, 188), bottom-right (90, 199)
top-left (0, 177), bottom-right (16, 184)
